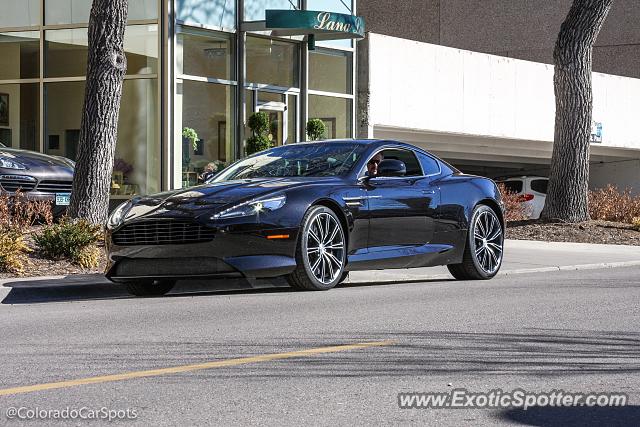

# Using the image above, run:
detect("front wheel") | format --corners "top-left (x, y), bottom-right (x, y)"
top-left (125, 280), bottom-right (176, 297)
top-left (448, 205), bottom-right (504, 280)
top-left (287, 206), bottom-right (347, 291)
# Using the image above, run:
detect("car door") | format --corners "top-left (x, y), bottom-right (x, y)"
top-left (365, 148), bottom-right (436, 249)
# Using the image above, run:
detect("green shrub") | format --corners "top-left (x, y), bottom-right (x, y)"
top-left (306, 119), bottom-right (327, 141)
top-left (0, 228), bottom-right (31, 274)
top-left (246, 112), bottom-right (272, 155)
top-left (34, 219), bottom-right (102, 268)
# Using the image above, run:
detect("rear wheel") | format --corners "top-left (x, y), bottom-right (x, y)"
top-left (287, 206), bottom-right (346, 291)
top-left (448, 205), bottom-right (504, 280)
top-left (125, 280), bottom-right (176, 297)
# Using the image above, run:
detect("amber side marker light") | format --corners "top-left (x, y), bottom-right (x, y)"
top-left (266, 234), bottom-right (290, 240)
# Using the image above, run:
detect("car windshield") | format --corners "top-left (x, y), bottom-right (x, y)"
top-left (212, 143), bottom-right (366, 181)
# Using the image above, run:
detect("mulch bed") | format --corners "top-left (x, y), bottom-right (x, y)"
top-left (2, 220), bottom-right (639, 280)
top-left (0, 225), bottom-right (107, 280)
top-left (507, 219), bottom-right (640, 246)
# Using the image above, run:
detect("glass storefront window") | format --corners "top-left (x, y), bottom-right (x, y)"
top-left (0, 0), bottom-right (39, 28)
top-left (244, 0), bottom-right (299, 22)
top-left (177, 30), bottom-right (233, 80)
top-left (124, 24), bottom-right (159, 75)
top-left (309, 49), bottom-right (352, 94)
top-left (308, 95), bottom-right (352, 139)
top-left (246, 36), bottom-right (299, 88)
top-left (308, 0), bottom-right (354, 48)
top-left (176, 0), bottom-right (236, 29)
top-left (0, 32), bottom-right (40, 80)
top-left (45, 24), bottom-right (158, 77)
top-left (177, 80), bottom-right (234, 187)
top-left (45, 0), bottom-right (158, 25)
top-left (44, 79), bottom-right (160, 195)
top-left (0, 83), bottom-right (39, 151)
top-left (307, 0), bottom-right (351, 13)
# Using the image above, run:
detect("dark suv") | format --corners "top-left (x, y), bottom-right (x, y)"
top-left (0, 143), bottom-right (75, 215)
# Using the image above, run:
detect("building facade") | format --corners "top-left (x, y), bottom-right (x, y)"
top-left (359, 0), bottom-right (640, 79)
top-left (0, 0), bottom-right (358, 200)
top-left (357, 1), bottom-right (640, 192)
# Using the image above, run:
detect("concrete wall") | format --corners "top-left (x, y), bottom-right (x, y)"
top-left (362, 33), bottom-right (640, 151)
top-left (359, 0), bottom-right (640, 79)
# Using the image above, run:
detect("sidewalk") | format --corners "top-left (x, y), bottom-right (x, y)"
top-left (1, 240), bottom-right (639, 303)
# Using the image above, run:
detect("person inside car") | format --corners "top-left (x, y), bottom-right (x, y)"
top-left (366, 153), bottom-right (384, 177)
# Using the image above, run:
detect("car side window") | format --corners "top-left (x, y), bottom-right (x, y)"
top-left (501, 181), bottom-right (523, 193)
top-left (380, 149), bottom-right (423, 176)
top-left (531, 179), bottom-right (548, 194)
top-left (417, 152), bottom-right (441, 176)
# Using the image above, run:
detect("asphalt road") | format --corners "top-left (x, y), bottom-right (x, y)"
top-left (0, 267), bottom-right (638, 426)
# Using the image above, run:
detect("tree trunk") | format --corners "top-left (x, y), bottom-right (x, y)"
top-left (541, 0), bottom-right (613, 223)
top-left (68, 0), bottom-right (128, 224)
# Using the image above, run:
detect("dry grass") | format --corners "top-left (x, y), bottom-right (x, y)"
top-left (0, 190), bottom-right (53, 232)
top-left (588, 185), bottom-right (640, 224)
top-left (497, 183), bottom-right (529, 222)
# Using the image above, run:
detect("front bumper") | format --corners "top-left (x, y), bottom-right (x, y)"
top-left (105, 226), bottom-right (300, 282)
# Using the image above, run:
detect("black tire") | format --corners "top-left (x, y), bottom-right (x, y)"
top-left (338, 271), bottom-right (350, 285)
top-left (287, 206), bottom-right (347, 291)
top-left (447, 205), bottom-right (504, 280)
top-left (125, 280), bottom-right (176, 297)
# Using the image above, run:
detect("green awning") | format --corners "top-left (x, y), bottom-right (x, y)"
top-left (265, 10), bottom-right (365, 41)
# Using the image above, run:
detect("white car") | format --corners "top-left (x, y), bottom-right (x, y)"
top-left (497, 176), bottom-right (548, 219)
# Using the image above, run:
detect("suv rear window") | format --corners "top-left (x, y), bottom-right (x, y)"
top-left (501, 181), bottom-right (523, 193)
top-left (531, 179), bottom-right (548, 194)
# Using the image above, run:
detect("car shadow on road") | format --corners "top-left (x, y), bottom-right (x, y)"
top-left (498, 405), bottom-right (640, 427)
top-left (0, 275), bottom-right (453, 304)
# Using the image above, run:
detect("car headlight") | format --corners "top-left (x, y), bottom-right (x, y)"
top-left (0, 157), bottom-right (27, 170)
top-left (213, 195), bottom-right (286, 220)
top-left (107, 201), bottom-right (131, 229)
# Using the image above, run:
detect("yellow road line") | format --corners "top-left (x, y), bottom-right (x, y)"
top-left (0, 340), bottom-right (394, 397)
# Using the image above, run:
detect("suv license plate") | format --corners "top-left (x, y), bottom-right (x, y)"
top-left (55, 193), bottom-right (71, 206)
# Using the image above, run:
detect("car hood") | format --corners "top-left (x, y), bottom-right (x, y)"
top-left (0, 148), bottom-right (72, 169)
top-left (122, 177), bottom-right (339, 221)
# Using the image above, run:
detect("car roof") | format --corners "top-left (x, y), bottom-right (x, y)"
top-left (497, 176), bottom-right (548, 181)
top-left (295, 139), bottom-right (426, 151)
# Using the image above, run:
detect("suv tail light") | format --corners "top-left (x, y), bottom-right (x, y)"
top-left (517, 194), bottom-right (535, 202)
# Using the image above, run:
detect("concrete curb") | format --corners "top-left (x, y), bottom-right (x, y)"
top-left (346, 260), bottom-right (640, 284)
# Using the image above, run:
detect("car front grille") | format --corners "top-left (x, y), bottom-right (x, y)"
top-left (36, 180), bottom-right (73, 193)
top-left (0, 175), bottom-right (37, 193)
top-left (112, 220), bottom-right (217, 246)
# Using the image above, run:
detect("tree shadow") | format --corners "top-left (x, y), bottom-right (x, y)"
top-left (192, 329), bottom-right (640, 379)
top-left (499, 405), bottom-right (640, 427)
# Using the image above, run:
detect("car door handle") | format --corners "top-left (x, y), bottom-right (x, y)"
top-left (422, 190), bottom-right (436, 195)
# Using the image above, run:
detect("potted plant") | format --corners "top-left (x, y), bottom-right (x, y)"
top-left (306, 119), bottom-right (327, 141)
top-left (246, 112), bottom-right (272, 156)
top-left (182, 127), bottom-right (199, 151)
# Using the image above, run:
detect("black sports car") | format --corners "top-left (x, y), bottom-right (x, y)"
top-left (106, 140), bottom-right (505, 296)
top-left (0, 143), bottom-right (75, 215)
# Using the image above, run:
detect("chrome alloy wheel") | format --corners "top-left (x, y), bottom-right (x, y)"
top-left (472, 209), bottom-right (504, 275)
top-left (304, 212), bottom-right (346, 285)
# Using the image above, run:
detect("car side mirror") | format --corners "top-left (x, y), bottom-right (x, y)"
top-left (378, 159), bottom-right (407, 177)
